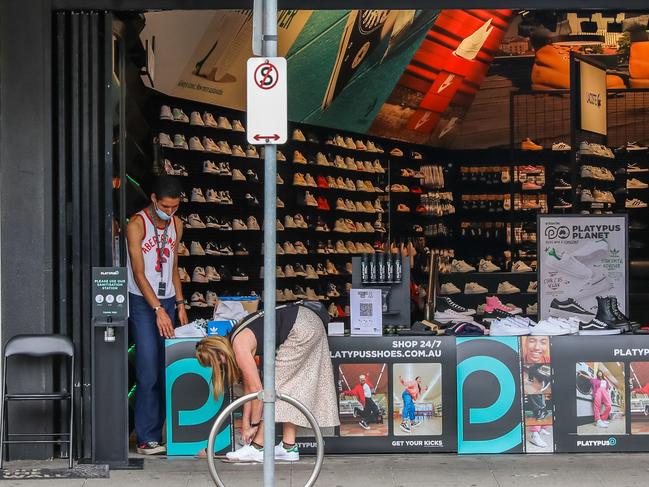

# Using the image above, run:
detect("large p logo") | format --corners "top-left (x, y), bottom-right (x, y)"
top-left (165, 339), bottom-right (231, 455)
top-left (456, 337), bottom-right (523, 453)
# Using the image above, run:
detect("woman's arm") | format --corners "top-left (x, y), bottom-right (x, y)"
top-left (233, 333), bottom-right (263, 428)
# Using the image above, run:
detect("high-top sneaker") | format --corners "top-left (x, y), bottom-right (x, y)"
top-left (591, 296), bottom-right (630, 332)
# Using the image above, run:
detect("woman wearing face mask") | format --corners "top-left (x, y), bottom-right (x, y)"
top-left (195, 302), bottom-right (339, 463)
top-left (126, 176), bottom-right (189, 455)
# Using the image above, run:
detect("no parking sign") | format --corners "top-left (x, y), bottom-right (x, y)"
top-left (246, 57), bottom-right (287, 145)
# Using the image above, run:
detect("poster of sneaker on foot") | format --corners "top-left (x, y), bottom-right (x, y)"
top-left (538, 215), bottom-right (628, 323)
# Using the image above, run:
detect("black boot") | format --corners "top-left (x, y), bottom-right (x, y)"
top-left (609, 296), bottom-right (639, 330)
top-left (595, 296), bottom-right (629, 332)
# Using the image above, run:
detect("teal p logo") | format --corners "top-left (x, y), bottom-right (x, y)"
top-left (165, 339), bottom-right (231, 455)
top-left (457, 337), bottom-right (523, 454)
top-left (608, 437), bottom-right (617, 447)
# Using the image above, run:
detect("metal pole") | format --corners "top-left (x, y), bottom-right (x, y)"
top-left (261, 0), bottom-right (278, 485)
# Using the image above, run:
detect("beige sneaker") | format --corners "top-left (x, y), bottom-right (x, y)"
top-left (293, 214), bottom-right (308, 228)
top-left (336, 198), bottom-right (347, 211)
top-left (304, 191), bottom-right (318, 207)
top-left (334, 219), bottom-right (349, 233)
top-left (246, 216), bottom-right (260, 230)
top-left (305, 265), bottom-right (319, 280)
top-left (316, 152), bottom-right (330, 166)
top-left (232, 120), bottom-right (245, 132)
top-left (233, 219), bottom-right (248, 230)
top-left (232, 145), bottom-right (246, 157)
top-left (284, 215), bottom-right (297, 228)
top-left (293, 173), bottom-right (307, 186)
top-left (326, 260), bottom-right (339, 275)
top-left (335, 240), bottom-right (348, 253)
top-left (304, 173), bottom-right (317, 187)
top-left (190, 241), bottom-right (205, 255)
top-left (245, 145), bottom-right (259, 158)
top-left (284, 265), bottom-right (296, 278)
top-left (283, 242), bottom-right (297, 255)
top-left (206, 266), bottom-right (220, 282)
top-left (294, 241), bottom-right (308, 254)
top-left (284, 288), bottom-right (297, 301)
top-left (293, 150), bottom-right (307, 164)
top-left (306, 287), bottom-right (320, 300)
top-left (192, 266), bottom-right (208, 283)
top-left (277, 150), bottom-right (286, 161)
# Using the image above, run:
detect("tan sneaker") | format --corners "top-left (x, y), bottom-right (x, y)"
top-left (335, 240), bottom-right (348, 253)
top-left (304, 191), bottom-right (318, 207)
top-left (334, 219), bottom-right (349, 233)
top-left (304, 173), bottom-right (317, 187)
top-left (316, 152), bottom-right (330, 166)
top-left (305, 265), bottom-right (319, 279)
top-left (293, 173), bottom-right (307, 186)
top-left (293, 150), bottom-right (307, 164)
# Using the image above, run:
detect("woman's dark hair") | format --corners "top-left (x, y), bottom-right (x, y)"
top-left (153, 175), bottom-right (183, 199)
top-left (597, 370), bottom-right (605, 379)
top-left (416, 376), bottom-right (422, 392)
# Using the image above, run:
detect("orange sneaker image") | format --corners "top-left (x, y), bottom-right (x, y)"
top-left (521, 138), bottom-right (543, 151)
top-left (532, 43), bottom-right (626, 90)
top-left (629, 40), bottom-right (649, 88)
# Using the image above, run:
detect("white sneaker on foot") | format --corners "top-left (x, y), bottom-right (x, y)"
top-left (226, 444), bottom-right (263, 462)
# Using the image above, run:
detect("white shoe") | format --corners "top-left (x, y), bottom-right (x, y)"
top-left (530, 319), bottom-right (571, 336)
top-left (511, 260), bottom-right (533, 273)
top-left (274, 442), bottom-right (299, 462)
top-left (452, 18), bottom-right (493, 61)
top-left (552, 142), bottom-right (571, 151)
top-left (226, 444), bottom-right (264, 463)
top-left (451, 259), bottom-right (476, 273)
top-left (490, 318), bottom-right (531, 336)
top-left (544, 248), bottom-right (591, 280)
top-left (571, 240), bottom-right (609, 263)
top-left (529, 431), bottom-right (548, 448)
top-left (159, 105), bottom-right (173, 120)
top-left (190, 111), bottom-right (204, 126)
top-left (596, 419), bottom-right (609, 428)
top-left (158, 132), bottom-right (173, 147)
top-left (627, 178), bottom-right (648, 189)
top-left (479, 259), bottom-right (501, 272)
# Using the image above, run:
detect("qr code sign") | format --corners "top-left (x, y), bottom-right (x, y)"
top-left (360, 302), bottom-right (373, 317)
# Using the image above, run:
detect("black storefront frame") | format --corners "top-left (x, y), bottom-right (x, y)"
top-left (0, 0), bottom-right (642, 463)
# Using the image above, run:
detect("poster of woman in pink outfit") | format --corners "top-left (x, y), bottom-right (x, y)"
top-left (576, 362), bottom-right (626, 436)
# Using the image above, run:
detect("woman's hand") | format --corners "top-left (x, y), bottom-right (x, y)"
top-left (177, 305), bottom-right (189, 326)
top-left (241, 425), bottom-right (259, 444)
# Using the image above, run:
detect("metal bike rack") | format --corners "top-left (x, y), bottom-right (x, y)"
top-left (206, 391), bottom-right (325, 487)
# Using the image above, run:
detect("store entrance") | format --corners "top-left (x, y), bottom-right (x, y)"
top-left (50, 6), bottom-right (649, 464)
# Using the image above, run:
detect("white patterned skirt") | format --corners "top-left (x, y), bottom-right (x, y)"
top-left (274, 306), bottom-right (340, 428)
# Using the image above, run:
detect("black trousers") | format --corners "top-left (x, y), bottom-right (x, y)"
top-left (355, 397), bottom-right (380, 423)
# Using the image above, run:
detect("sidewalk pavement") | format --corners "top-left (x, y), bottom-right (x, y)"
top-left (4, 452), bottom-right (649, 486)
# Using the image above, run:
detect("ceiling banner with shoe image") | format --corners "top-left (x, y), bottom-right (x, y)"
top-left (538, 215), bottom-right (628, 325)
top-left (142, 10), bottom-right (649, 149)
top-left (369, 10), bottom-right (515, 146)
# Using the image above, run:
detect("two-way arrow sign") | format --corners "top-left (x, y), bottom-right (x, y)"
top-left (253, 134), bottom-right (280, 141)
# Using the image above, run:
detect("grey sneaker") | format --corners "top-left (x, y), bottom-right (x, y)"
top-left (136, 441), bottom-right (166, 455)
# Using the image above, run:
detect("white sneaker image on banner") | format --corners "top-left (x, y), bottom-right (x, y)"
top-left (452, 18), bottom-right (494, 61)
top-left (543, 248), bottom-right (591, 280)
top-left (571, 239), bottom-right (609, 263)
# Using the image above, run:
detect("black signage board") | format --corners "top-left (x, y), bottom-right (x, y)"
top-left (297, 336), bottom-right (457, 453)
top-left (551, 335), bottom-right (649, 452)
top-left (92, 267), bottom-right (128, 321)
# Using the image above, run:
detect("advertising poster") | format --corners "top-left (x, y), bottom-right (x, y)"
top-left (165, 339), bottom-right (232, 455)
top-left (551, 335), bottom-right (649, 452)
top-left (456, 337), bottom-right (524, 454)
top-left (521, 336), bottom-right (555, 453)
top-left (538, 215), bottom-right (627, 322)
top-left (297, 336), bottom-right (457, 453)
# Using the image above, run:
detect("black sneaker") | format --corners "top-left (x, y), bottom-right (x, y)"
top-left (234, 242), bottom-right (249, 256)
top-left (554, 178), bottom-right (572, 190)
top-left (245, 193), bottom-right (260, 207)
top-left (246, 170), bottom-right (260, 183)
top-left (294, 263), bottom-right (307, 276)
top-left (316, 263), bottom-right (327, 275)
top-left (307, 133), bottom-right (320, 144)
top-left (220, 219), bottom-right (233, 231)
top-left (553, 197), bottom-right (572, 209)
top-left (579, 319), bottom-right (622, 335)
top-left (136, 441), bottom-right (166, 455)
top-left (359, 420), bottom-right (370, 430)
top-left (549, 298), bottom-right (594, 322)
top-left (436, 297), bottom-right (473, 316)
top-left (293, 285), bottom-right (307, 299)
top-left (218, 265), bottom-right (232, 281)
top-left (232, 268), bottom-right (249, 281)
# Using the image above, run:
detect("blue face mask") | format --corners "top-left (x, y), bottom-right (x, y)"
top-left (154, 202), bottom-right (174, 221)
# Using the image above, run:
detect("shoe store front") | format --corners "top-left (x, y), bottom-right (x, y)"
top-left (3, 0), bottom-right (649, 468)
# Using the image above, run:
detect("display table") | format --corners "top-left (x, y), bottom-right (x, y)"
top-left (165, 334), bottom-right (649, 455)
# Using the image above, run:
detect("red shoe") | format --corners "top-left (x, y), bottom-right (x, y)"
top-left (317, 196), bottom-right (330, 211)
top-left (411, 187), bottom-right (423, 194)
top-left (336, 304), bottom-right (346, 317)
top-left (415, 204), bottom-right (426, 214)
top-left (316, 175), bottom-right (329, 188)
top-left (373, 241), bottom-right (385, 252)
